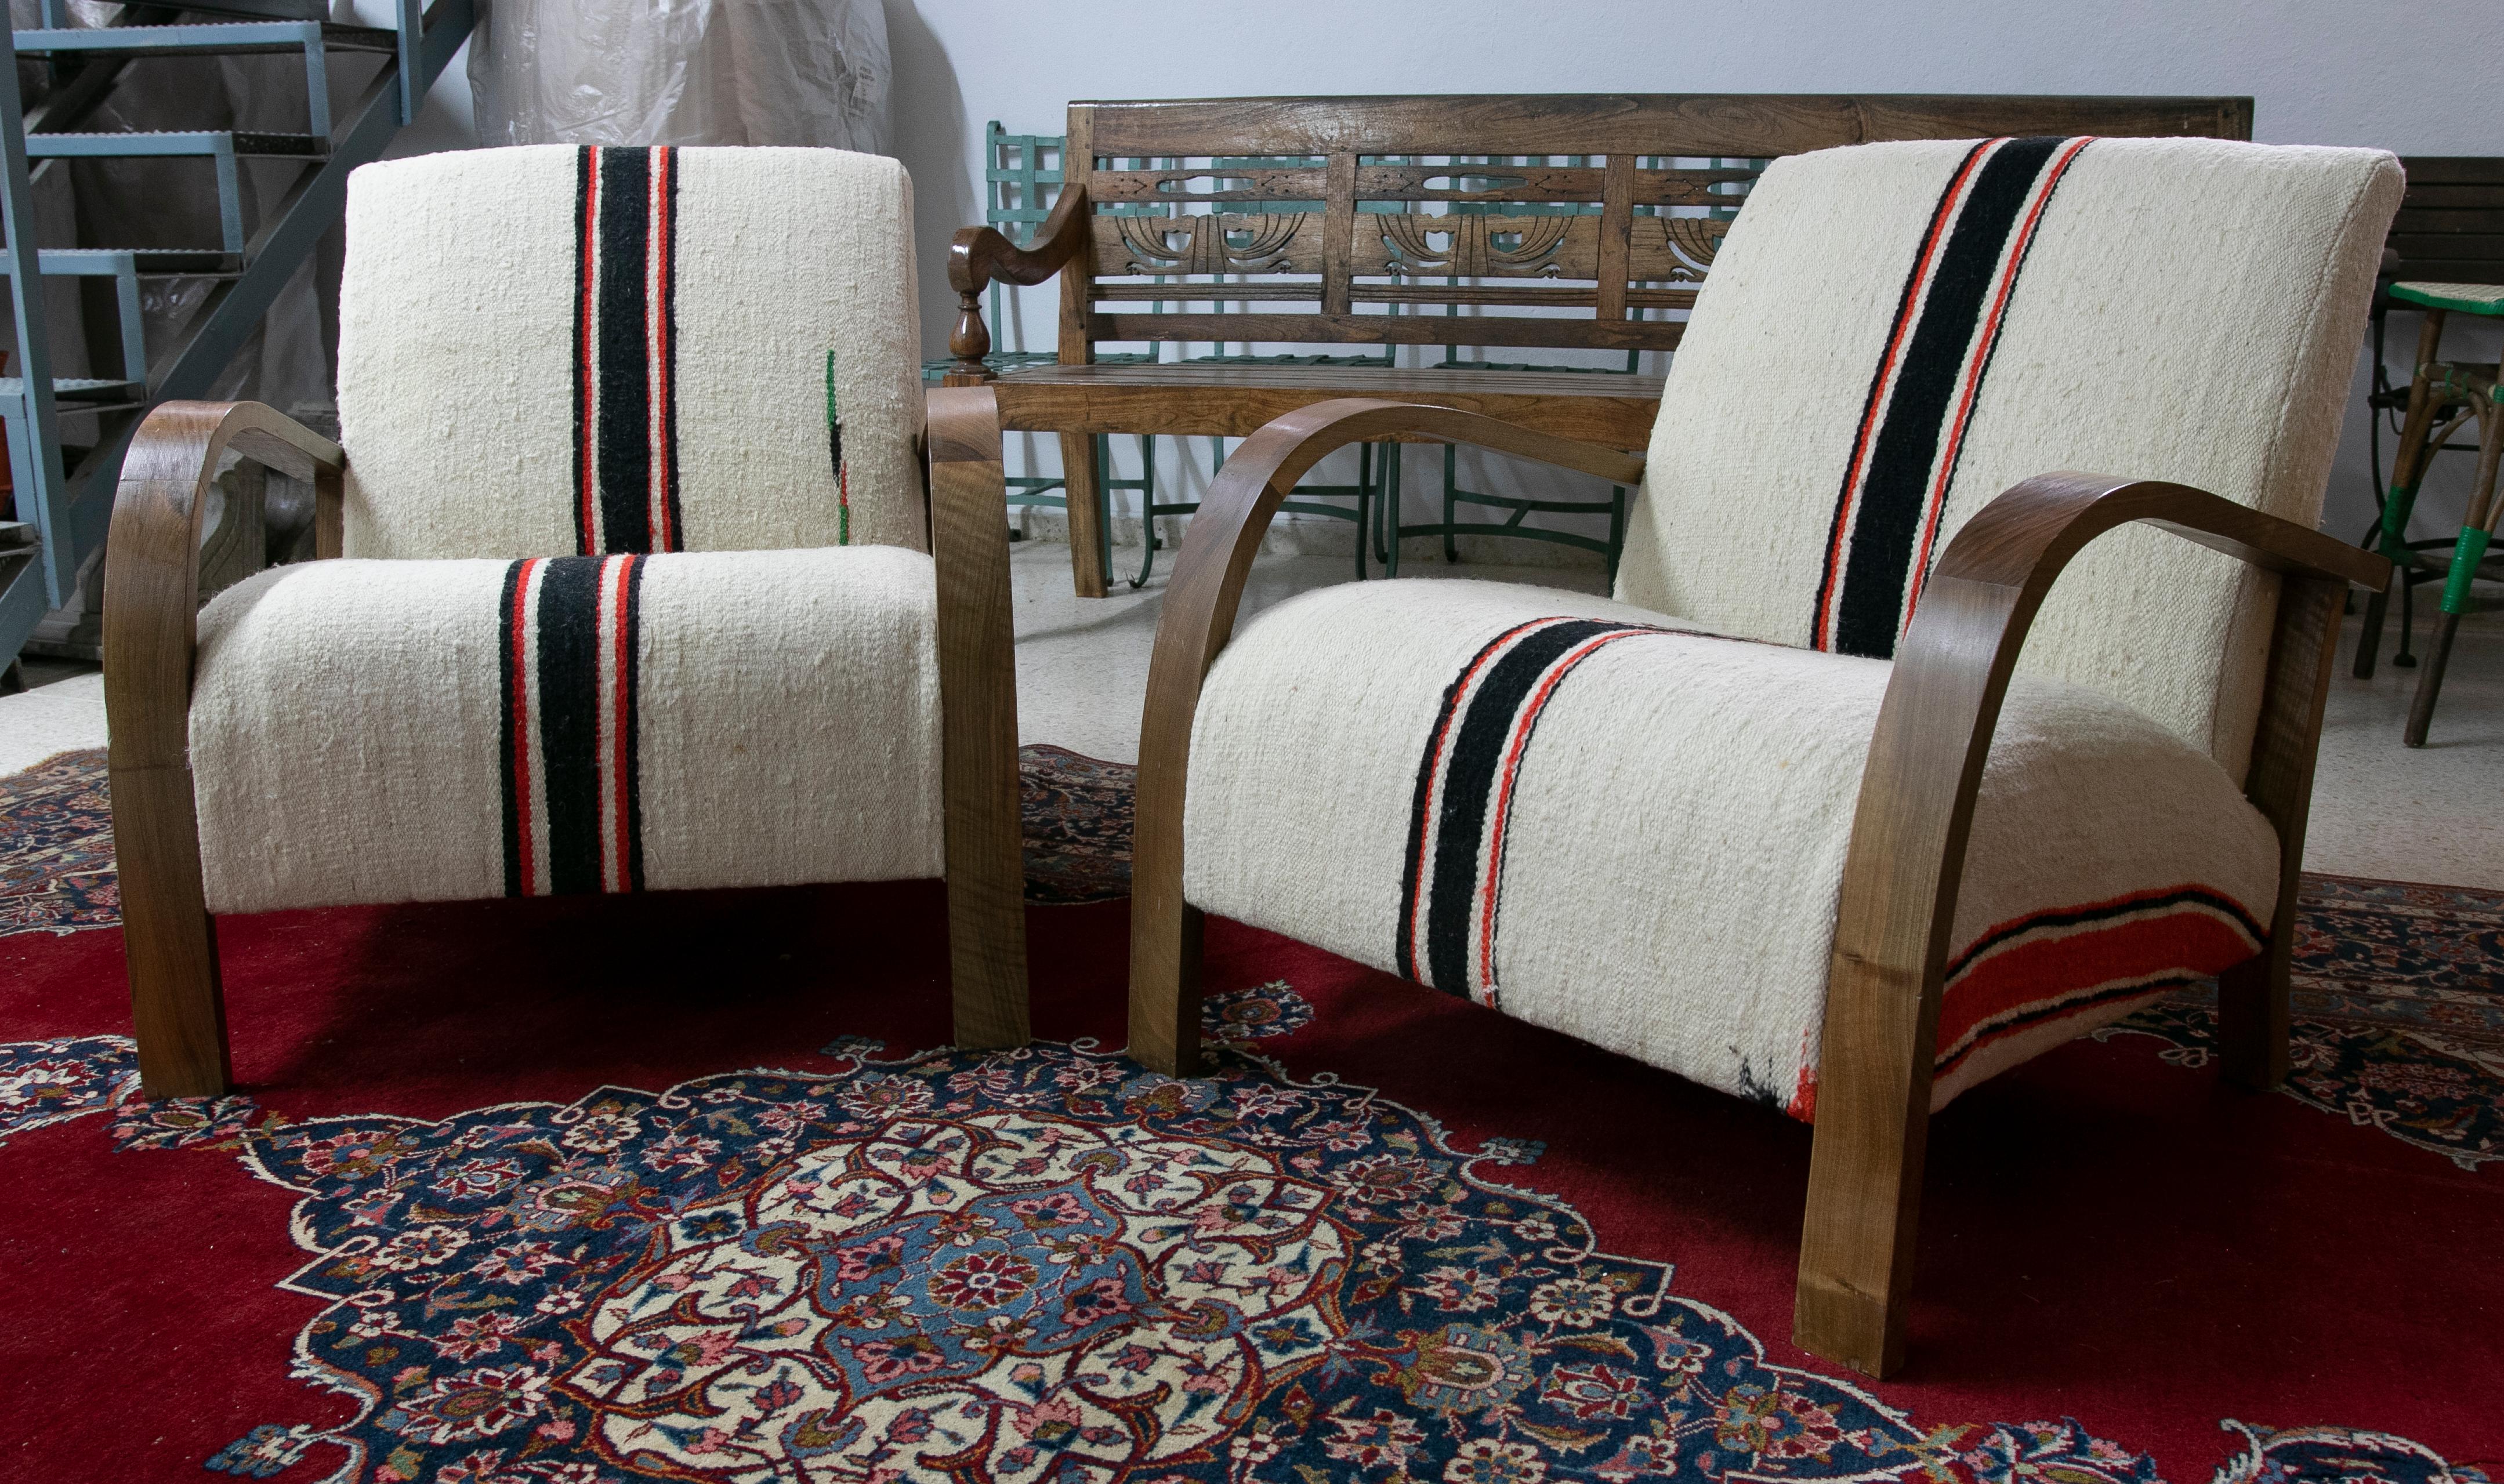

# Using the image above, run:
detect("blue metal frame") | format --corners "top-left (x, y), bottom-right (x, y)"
top-left (0, 0), bottom-right (473, 664)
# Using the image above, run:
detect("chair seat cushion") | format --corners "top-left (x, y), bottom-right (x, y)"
top-left (190, 546), bottom-right (943, 915)
top-left (1184, 579), bottom-right (2279, 1116)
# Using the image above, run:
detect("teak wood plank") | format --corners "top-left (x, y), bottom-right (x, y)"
top-left (1093, 311), bottom-right (1686, 352)
top-left (990, 365), bottom-right (1665, 448)
top-left (1076, 93), bottom-right (2251, 158)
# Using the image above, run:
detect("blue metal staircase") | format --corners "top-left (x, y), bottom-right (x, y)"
top-left (0, 0), bottom-right (474, 669)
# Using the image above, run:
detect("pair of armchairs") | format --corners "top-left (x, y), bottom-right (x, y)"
top-left (111, 137), bottom-right (2399, 1383)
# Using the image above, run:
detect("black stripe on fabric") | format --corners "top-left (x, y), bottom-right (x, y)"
top-left (655, 149), bottom-right (683, 552)
top-left (1421, 619), bottom-right (1622, 995)
top-left (621, 556), bottom-right (648, 892)
top-left (1811, 139), bottom-right (1986, 649)
top-left (1394, 623), bottom-right (1538, 983)
top-left (1941, 886), bottom-right (2264, 982)
top-left (571, 148), bottom-right (595, 556)
top-left (1831, 136), bottom-right (2064, 659)
top-left (535, 556), bottom-right (606, 895)
top-left (595, 147), bottom-right (654, 555)
top-left (1934, 974), bottom-right (2199, 1076)
top-left (497, 559), bottom-right (528, 898)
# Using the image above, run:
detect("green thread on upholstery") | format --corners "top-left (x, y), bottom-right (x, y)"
top-left (827, 349), bottom-right (849, 545)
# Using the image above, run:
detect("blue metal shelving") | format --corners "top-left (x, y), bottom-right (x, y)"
top-left (0, 0), bottom-right (474, 669)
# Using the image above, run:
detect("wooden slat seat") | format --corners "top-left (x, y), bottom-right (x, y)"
top-left (991, 361), bottom-right (1667, 451)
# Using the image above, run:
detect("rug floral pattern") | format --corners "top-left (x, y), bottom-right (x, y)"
top-left (0, 746), bottom-right (117, 935)
top-left (40, 1011), bottom-right (2159, 1484)
top-left (2, 753), bottom-right (2499, 1482)
top-left (2094, 876), bottom-right (2504, 1170)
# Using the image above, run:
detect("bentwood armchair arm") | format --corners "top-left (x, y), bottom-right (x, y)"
top-left (925, 386), bottom-right (1031, 1047)
top-left (1125, 398), bottom-right (2396, 1380)
top-left (1795, 470), bottom-right (2389, 1376)
top-left (1124, 397), bottom-right (1647, 1073)
top-left (103, 401), bottom-right (346, 1097)
top-left (941, 184), bottom-right (1092, 385)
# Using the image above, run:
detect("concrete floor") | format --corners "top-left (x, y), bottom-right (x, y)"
top-left (5, 539), bottom-right (2498, 888)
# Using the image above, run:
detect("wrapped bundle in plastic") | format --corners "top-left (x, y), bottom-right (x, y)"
top-left (469, 0), bottom-right (892, 153)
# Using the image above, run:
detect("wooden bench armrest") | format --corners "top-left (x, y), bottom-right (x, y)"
top-left (1796, 471), bottom-right (2389, 1377)
top-left (942, 185), bottom-right (1091, 384)
top-left (1125, 396), bottom-right (1646, 1071)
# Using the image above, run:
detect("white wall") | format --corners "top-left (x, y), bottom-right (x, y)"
top-left (887, 0), bottom-right (2504, 553)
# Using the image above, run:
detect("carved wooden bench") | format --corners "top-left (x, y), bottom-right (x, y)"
top-left (945, 93), bottom-right (2254, 596)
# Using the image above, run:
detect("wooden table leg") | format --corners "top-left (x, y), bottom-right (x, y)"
top-left (1060, 431), bottom-right (1108, 598)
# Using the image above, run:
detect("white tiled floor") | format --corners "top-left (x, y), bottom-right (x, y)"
top-left (6, 540), bottom-right (2498, 888)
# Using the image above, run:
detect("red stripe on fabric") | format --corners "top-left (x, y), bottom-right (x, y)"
top-left (576, 148), bottom-right (603, 555)
top-left (1813, 139), bottom-right (2000, 650)
top-left (606, 556), bottom-right (636, 893)
top-left (1403, 617), bottom-right (1572, 976)
top-left (507, 558), bottom-right (543, 899)
top-left (647, 150), bottom-right (675, 553)
top-left (1470, 628), bottom-right (1647, 999)
top-left (1901, 135), bottom-right (2094, 620)
top-left (1934, 908), bottom-right (2261, 1065)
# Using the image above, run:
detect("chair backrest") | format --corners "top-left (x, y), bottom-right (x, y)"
top-left (2386, 157), bottom-right (2504, 286)
top-left (1054, 95), bottom-right (2252, 367)
top-left (335, 145), bottom-right (924, 559)
top-left (1615, 137), bottom-right (2402, 779)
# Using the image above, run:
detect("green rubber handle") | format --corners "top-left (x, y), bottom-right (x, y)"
top-left (2442, 527), bottom-right (2491, 615)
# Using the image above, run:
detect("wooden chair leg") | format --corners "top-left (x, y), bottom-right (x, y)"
top-left (2357, 310), bottom-right (2449, 678)
top-left (2217, 944), bottom-right (2291, 1090)
top-left (1793, 951), bottom-right (1934, 1379)
top-left (2405, 402), bottom-right (2502, 748)
top-left (929, 386), bottom-right (1031, 1048)
top-left (2224, 574), bottom-right (2346, 1090)
top-left (1060, 431), bottom-right (1108, 599)
top-left (1128, 898), bottom-right (1203, 1077)
top-left (111, 761), bottom-right (232, 1099)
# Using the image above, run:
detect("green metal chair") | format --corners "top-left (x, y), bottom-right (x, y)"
top-left (2362, 281), bottom-right (2504, 745)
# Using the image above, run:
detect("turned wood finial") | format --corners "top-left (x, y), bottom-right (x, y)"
top-left (945, 287), bottom-right (996, 387)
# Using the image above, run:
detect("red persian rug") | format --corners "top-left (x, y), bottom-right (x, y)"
top-left (0, 745), bottom-right (2496, 1483)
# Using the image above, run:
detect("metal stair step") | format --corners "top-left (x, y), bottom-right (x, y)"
top-left (0, 375), bottom-right (146, 402)
top-left (11, 21), bottom-right (396, 57)
top-left (0, 246), bottom-right (235, 277)
top-left (26, 130), bottom-right (325, 160)
top-left (146, 0), bottom-right (327, 20)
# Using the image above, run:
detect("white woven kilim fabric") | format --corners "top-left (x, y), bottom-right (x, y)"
top-left (192, 144), bottom-right (941, 913)
top-left (191, 547), bottom-right (943, 915)
top-left (1619, 136), bottom-right (2400, 781)
top-left (1186, 137), bottom-right (2399, 1114)
top-left (336, 145), bottom-right (923, 558)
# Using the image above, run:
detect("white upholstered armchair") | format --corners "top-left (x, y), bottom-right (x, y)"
top-left (1125, 137), bottom-right (2399, 1377)
top-left (105, 146), bottom-right (1028, 1101)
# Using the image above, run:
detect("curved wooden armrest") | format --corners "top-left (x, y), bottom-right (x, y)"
top-left (1126, 397), bottom-right (1647, 1070)
top-left (924, 385), bottom-right (1031, 1047)
top-left (941, 185), bottom-right (1091, 384)
top-left (103, 401), bottom-right (346, 775)
top-left (1795, 471), bottom-right (2388, 1376)
top-left (1833, 471), bottom-right (2382, 1019)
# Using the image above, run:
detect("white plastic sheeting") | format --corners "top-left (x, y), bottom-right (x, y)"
top-left (469, 0), bottom-right (892, 153)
